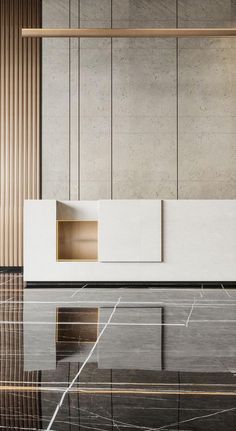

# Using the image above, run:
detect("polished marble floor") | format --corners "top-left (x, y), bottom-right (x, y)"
top-left (0, 272), bottom-right (235, 430)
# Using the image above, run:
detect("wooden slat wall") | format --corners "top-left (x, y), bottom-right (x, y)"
top-left (0, 0), bottom-right (41, 267)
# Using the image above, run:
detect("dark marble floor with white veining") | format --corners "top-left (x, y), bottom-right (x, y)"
top-left (0, 272), bottom-right (236, 430)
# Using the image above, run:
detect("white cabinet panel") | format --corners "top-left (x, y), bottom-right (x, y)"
top-left (98, 200), bottom-right (162, 262)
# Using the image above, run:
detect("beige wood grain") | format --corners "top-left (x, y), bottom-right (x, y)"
top-left (57, 221), bottom-right (98, 261)
top-left (22, 27), bottom-right (236, 38)
top-left (0, 0), bottom-right (41, 266)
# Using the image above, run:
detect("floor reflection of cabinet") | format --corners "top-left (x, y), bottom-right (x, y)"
top-left (57, 220), bottom-right (98, 261)
top-left (98, 307), bottom-right (163, 371)
top-left (56, 307), bottom-right (99, 363)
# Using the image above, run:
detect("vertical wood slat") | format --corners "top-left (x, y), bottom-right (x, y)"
top-left (0, 0), bottom-right (41, 266)
top-left (0, 0), bottom-right (5, 266)
top-left (18, 0), bottom-right (23, 266)
top-left (5, 0), bottom-right (10, 266)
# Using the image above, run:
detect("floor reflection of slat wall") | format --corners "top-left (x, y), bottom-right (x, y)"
top-left (0, 0), bottom-right (41, 266)
top-left (0, 273), bottom-right (41, 428)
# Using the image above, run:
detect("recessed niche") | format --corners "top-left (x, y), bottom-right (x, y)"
top-left (56, 307), bottom-right (98, 343)
top-left (57, 220), bottom-right (98, 261)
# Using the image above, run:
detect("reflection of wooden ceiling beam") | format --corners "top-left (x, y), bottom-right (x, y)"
top-left (22, 28), bottom-right (236, 38)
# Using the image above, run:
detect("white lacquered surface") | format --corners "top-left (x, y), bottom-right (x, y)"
top-left (24, 199), bottom-right (236, 281)
top-left (98, 200), bottom-right (162, 262)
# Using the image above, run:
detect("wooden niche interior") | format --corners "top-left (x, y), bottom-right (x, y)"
top-left (57, 220), bottom-right (98, 261)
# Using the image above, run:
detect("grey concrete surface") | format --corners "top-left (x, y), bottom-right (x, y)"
top-left (42, 0), bottom-right (236, 199)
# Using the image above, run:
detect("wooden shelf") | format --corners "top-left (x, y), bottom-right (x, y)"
top-left (57, 220), bottom-right (98, 261)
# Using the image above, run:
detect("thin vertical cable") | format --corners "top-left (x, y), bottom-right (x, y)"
top-left (78, 0), bottom-right (80, 200)
top-left (69, 0), bottom-right (71, 199)
top-left (38, 0), bottom-right (42, 199)
top-left (32, 0), bottom-right (37, 200)
top-left (176, 0), bottom-right (179, 200)
top-left (111, 0), bottom-right (113, 199)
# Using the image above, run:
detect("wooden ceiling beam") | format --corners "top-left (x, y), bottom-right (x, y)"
top-left (22, 28), bottom-right (236, 38)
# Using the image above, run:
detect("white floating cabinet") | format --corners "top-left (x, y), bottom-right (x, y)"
top-left (24, 199), bottom-right (236, 282)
